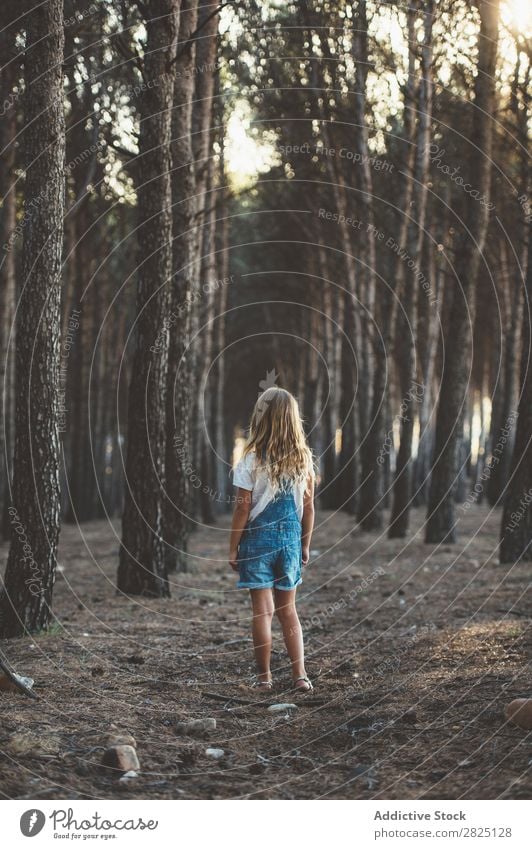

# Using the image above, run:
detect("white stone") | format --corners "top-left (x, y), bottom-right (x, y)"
top-left (118, 770), bottom-right (138, 783)
top-left (267, 703), bottom-right (297, 713)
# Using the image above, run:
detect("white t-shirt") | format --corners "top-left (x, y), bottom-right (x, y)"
top-left (233, 451), bottom-right (308, 522)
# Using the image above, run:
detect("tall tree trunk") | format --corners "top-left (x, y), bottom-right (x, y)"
top-left (500, 220), bottom-right (532, 562)
top-left (338, 286), bottom-right (358, 515)
top-left (189, 0), bottom-right (219, 514)
top-left (213, 140), bottom-right (230, 509)
top-left (317, 242), bottom-right (342, 507)
top-left (0, 1), bottom-right (19, 539)
top-left (389, 0), bottom-right (434, 537)
top-left (425, 0), bottom-right (500, 543)
top-left (414, 211), bottom-right (445, 504)
top-left (198, 156), bottom-right (217, 524)
top-left (118, 0), bottom-right (180, 597)
top-left (356, 3), bottom-right (418, 531)
top-left (64, 208), bottom-right (91, 522)
top-left (352, 0), bottom-right (376, 441)
top-left (486, 244), bottom-right (522, 505)
top-left (320, 134), bottom-right (360, 514)
top-left (163, 0), bottom-right (199, 573)
top-left (0, 0), bottom-right (65, 637)
top-left (487, 59), bottom-right (529, 506)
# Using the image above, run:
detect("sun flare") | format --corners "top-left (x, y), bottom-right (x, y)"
top-left (503, 0), bottom-right (532, 33)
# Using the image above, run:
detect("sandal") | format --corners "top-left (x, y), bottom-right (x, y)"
top-left (252, 678), bottom-right (273, 690)
top-left (293, 676), bottom-right (313, 692)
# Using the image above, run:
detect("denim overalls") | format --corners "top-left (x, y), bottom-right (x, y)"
top-left (237, 489), bottom-right (302, 591)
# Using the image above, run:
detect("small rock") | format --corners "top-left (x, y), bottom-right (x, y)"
top-left (176, 718), bottom-right (216, 735)
top-left (505, 698), bottom-right (532, 730)
top-left (101, 745), bottom-right (140, 773)
top-left (118, 770), bottom-right (138, 783)
top-left (205, 747), bottom-right (225, 760)
top-left (267, 703), bottom-right (297, 713)
top-left (106, 731), bottom-right (137, 748)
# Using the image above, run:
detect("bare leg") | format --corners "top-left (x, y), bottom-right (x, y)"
top-left (249, 588), bottom-right (274, 684)
top-left (274, 588), bottom-right (309, 687)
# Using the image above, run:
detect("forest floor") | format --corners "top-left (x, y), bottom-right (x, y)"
top-left (0, 504), bottom-right (530, 801)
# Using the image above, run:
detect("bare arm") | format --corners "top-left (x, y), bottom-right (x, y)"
top-left (301, 474), bottom-right (315, 565)
top-left (229, 487), bottom-right (252, 570)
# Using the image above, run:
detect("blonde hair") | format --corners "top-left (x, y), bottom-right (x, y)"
top-left (242, 388), bottom-right (314, 492)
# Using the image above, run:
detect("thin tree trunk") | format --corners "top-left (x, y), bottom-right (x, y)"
top-left (500, 219), bottom-right (532, 562)
top-left (317, 242), bottom-right (342, 507)
top-left (487, 61), bottom-right (529, 506)
top-left (352, 0), bottom-right (376, 440)
top-left (213, 141), bottom-right (230, 509)
top-left (198, 157), bottom-right (217, 524)
top-left (320, 131), bottom-right (360, 514)
top-left (389, 0), bottom-right (434, 537)
top-left (414, 214), bottom-right (445, 504)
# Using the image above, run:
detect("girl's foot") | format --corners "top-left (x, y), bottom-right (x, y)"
top-left (293, 675), bottom-right (313, 692)
top-left (253, 675), bottom-right (273, 690)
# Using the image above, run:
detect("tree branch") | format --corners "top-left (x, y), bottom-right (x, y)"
top-left (170, 0), bottom-right (237, 66)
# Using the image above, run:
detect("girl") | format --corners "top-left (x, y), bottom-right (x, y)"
top-left (229, 387), bottom-right (315, 692)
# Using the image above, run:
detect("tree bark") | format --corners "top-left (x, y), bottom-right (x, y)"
top-left (357, 2), bottom-right (418, 531)
top-left (212, 135), bottom-right (230, 510)
top-left (189, 0), bottom-right (219, 512)
top-left (318, 245), bottom-right (342, 507)
top-left (0, 0), bottom-right (19, 539)
top-left (118, 0), bottom-right (180, 596)
top-left (487, 58), bottom-right (529, 506)
top-left (500, 219), bottom-right (532, 562)
top-left (389, 0), bottom-right (434, 537)
top-left (0, 0), bottom-right (65, 637)
top-left (425, 0), bottom-right (500, 543)
top-left (352, 0), bottom-right (376, 441)
top-left (163, 0), bottom-right (199, 573)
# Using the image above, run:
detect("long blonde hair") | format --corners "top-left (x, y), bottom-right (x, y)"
top-left (243, 388), bottom-right (314, 492)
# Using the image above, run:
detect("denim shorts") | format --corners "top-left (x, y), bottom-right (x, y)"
top-left (237, 490), bottom-right (302, 591)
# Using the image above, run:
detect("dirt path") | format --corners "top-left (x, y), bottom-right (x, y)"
top-left (0, 505), bottom-right (530, 800)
